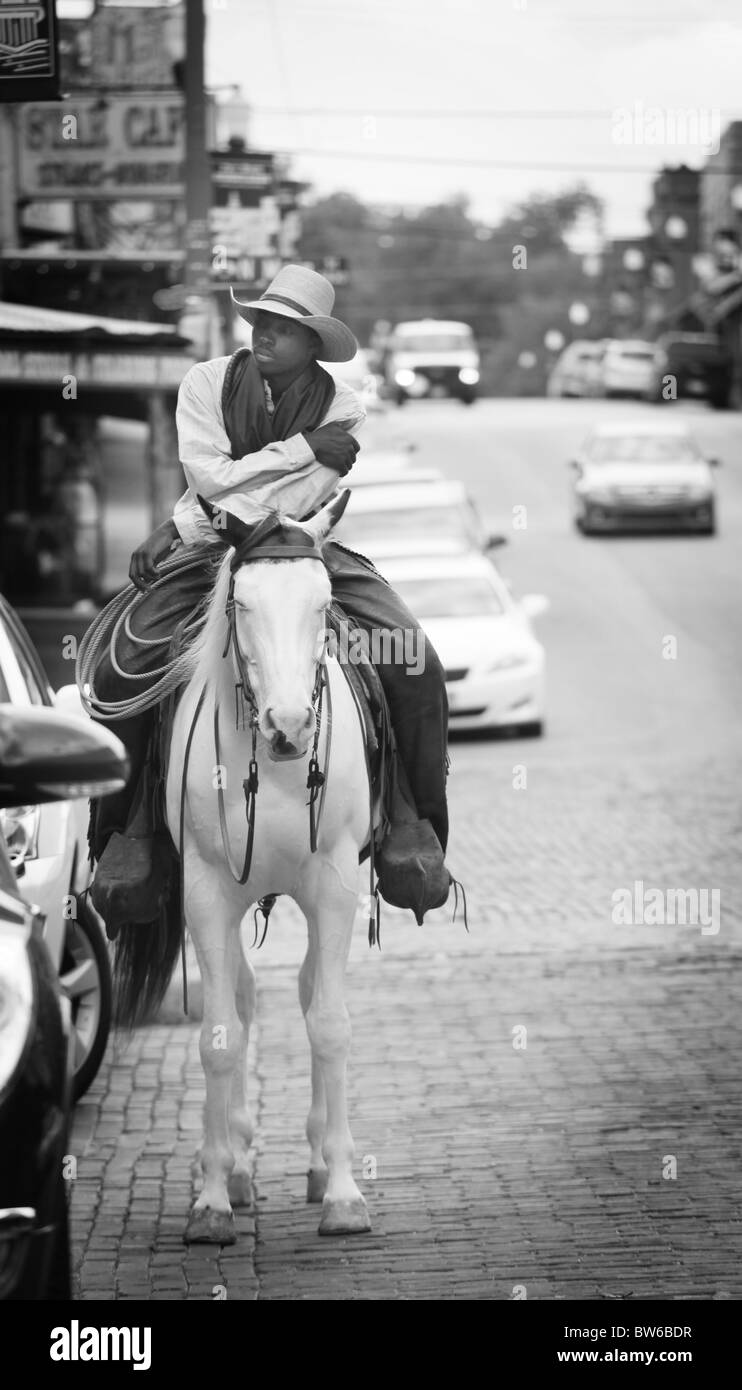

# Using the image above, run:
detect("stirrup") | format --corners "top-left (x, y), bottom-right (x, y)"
top-left (376, 816), bottom-right (451, 926)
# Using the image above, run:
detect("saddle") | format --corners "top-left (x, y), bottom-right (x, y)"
top-left (88, 591), bottom-right (452, 941)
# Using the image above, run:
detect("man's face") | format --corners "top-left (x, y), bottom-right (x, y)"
top-left (251, 310), bottom-right (320, 377)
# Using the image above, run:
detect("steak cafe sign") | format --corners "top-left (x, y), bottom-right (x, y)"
top-left (18, 93), bottom-right (185, 199)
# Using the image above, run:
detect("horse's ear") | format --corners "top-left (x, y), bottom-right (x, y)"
top-left (303, 489), bottom-right (352, 545)
top-left (196, 494), bottom-right (253, 549)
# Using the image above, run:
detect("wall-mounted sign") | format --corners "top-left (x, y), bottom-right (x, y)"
top-left (0, 346), bottom-right (195, 390)
top-left (92, 3), bottom-right (183, 89)
top-left (0, 0), bottom-right (61, 102)
top-left (17, 92), bottom-right (185, 199)
top-left (210, 200), bottom-right (280, 259)
top-left (211, 151), bottom-right (275, 193)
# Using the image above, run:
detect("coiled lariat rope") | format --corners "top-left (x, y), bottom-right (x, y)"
top-left (75, 549), bottom-right (213, 721)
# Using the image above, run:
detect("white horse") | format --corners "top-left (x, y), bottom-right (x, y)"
top-left (164, 492), bottom-right (372, 1243)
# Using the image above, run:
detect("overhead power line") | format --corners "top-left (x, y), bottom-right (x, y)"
top-left (274, 147), bottom-right (734, 175)
top-left (252, 106), bottom-right (737, 120)
top-left (253, 107), bottom-right (616, 119)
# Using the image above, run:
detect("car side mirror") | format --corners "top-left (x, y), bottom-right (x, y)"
top-left (485, 533), bottom-right (508, 550)
top-left (708, 456), bottom-right (721, 467)
top-left (0, 705), bottom-right (129, 808)
top-left (521, 593), bottom-right (550, 619)
top-left (570, 458), bottom-right (583, 473)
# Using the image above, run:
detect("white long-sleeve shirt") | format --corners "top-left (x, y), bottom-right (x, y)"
top-left (172, 356), bottom-right (366, 546)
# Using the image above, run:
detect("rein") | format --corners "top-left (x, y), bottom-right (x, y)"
top-left (182, 549), bottom-right (332, 894)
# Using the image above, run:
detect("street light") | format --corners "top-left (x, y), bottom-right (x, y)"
top-left (582, 254), bottom-right (602, 278)
top-left (518, 350), bottom-right (537, 369)
top-left (568, 301), bottom-right (590, 326)
top-left (622, 248), bottom-right (645, 272)
top-left (730, 184), bottom-right (742, 212)
top-left (544, 329), bottom-right (565, 352)
top-left (664, 216), bottom-right (688, 241)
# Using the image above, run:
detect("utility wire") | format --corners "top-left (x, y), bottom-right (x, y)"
top-left (251, 106), bottom-right (737, 120)
top-left (273, 146), bottom-right (735, 175)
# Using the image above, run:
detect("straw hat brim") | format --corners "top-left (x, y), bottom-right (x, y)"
top-left (230, 288), bottom-right (358, 363)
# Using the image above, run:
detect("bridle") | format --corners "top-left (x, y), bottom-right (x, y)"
top-left (183, 539), bottom-right (332, 892)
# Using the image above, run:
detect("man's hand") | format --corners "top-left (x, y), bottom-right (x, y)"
top-left (129, 518), bottom-right (180, 591)
top-left (302, 420), bottom-right (360, 476)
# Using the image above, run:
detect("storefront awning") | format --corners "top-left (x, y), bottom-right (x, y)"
top-left (0, 300), bottom-right (189, 345)
top-left (0, 300), bottom-right (196, 392)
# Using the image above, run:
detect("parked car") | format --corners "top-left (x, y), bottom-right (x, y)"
top-left (382, 554), bottom-right (547, 735)
top-left (570, 420), bottom-right (719, 535)
top-left (335, 479), bottom-right (506, 563)
top-left (602, 340), bottom-right (657, 398)
top-left (0, 595), bottom-right (113, 1100)
top-left (547, 340), bottom-right (606, 398)
top-left (321, 347), bottom-right (384, 414)
top-left (0, 703), bottom-right (128, 1300)
top-left (382, 319), bottom-right (480, 405)
top-left (346, 449), bottom-right (443, 489)
top-left (647, 332), bottom-right (733, 408)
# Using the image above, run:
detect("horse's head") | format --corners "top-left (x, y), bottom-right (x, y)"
top-left (199, 491), bottom-right (350, 760)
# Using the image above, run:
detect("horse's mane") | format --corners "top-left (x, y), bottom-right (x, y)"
top-left (173, 509), bottom-right (327, 692)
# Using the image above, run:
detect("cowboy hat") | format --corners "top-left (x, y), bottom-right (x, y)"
top-left (230, 264), bottom-right (358, 363)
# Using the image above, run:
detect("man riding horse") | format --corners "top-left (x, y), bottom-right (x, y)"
top-left (89, 265), bottom-right (451, 931)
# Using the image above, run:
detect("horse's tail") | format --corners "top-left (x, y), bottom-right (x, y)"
top-left (112, 851), bottom-right (182, 1029)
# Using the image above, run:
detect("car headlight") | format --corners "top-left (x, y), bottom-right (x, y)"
top-left (686, 487), bottom-right (711, 502)
top-left (0, 931), bottom-right (34, 1094)
top-left (487, 653), bottom-right (531, 672)
top-left (0, 807), bottom-right (40, 867)
top-left (458, 367), bottom-right (480, 385)
top-left (585, 488), bottom-right (614, 504)
top-left (395, 369), bottom-right (416, 387)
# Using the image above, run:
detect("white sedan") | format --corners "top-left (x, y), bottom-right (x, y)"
top-left (571, 419), bottom-right (718, 534)
top-left (382, 554), bottom-right (548, 735)
top-left (335, 479), bottom-right (504, 562)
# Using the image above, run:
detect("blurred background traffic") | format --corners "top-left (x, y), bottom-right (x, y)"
top-left (0, 0), bottom-right (740, 710)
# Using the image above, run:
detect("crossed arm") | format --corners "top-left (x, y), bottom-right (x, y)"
top-left (129, 362), bottom-right (364, 590)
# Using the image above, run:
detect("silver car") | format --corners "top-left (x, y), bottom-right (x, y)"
top-left (571, 421), bottom-right (719, 535)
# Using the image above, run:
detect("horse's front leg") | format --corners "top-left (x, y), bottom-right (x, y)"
top-left (297, 851), bottom-right (370, 1236)
top-left (227, 949), bottom-right (257, 1209)
top-left (299, 937), bottom-right (328, 1204)
top-left (183, 865), bottom-right (244, 1245)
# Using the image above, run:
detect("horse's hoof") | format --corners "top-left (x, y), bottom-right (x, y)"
top-left (318, 1197), bottom-right (371, 1236)
top-left (306, 1168), bottom-right (329, 1204)
top-left (228, 1170), bottom-right (255, 1208)
top-left (184, 1206), bottom-right (236, 1245)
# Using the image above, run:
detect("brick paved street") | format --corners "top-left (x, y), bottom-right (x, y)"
top-left (68, 401), bottom-right (742, 1300)
top-left (69, 738), bottom-right (742, 1301)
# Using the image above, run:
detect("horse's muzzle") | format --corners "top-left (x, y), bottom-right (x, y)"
top-left (263, 705), bottom-right (315, 759)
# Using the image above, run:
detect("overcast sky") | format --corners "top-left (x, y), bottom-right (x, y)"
top-left (206, 0), bottom-right (742, 236)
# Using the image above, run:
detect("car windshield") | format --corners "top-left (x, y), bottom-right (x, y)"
top-left (393, 333), bottom-right (474, 352)
top-left (586, 434), bottom-right (699, 463)
top-left (340, 505), bottom-right (474, 545)
top-left (394, 577), bottom-right (505, 619)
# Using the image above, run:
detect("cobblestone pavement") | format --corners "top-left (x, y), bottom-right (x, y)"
top-left (69, 737), bottom-right (742, 1301)
top-left (68, 401), bottom-right (742, 1300)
